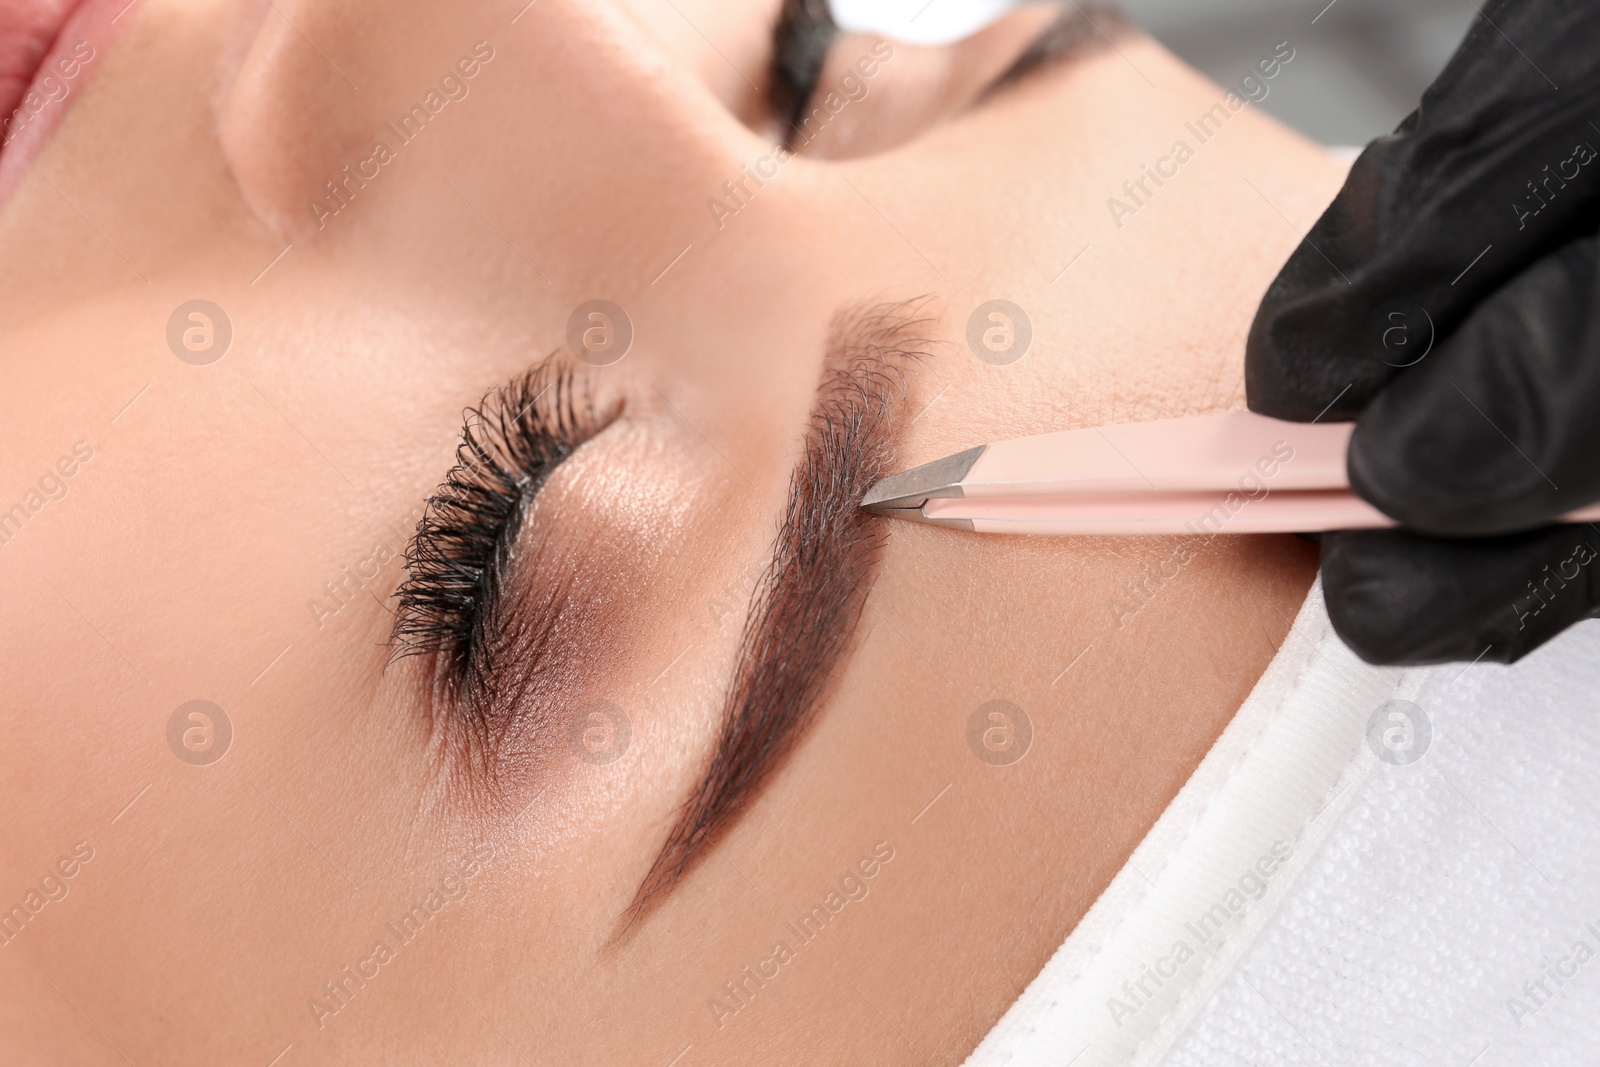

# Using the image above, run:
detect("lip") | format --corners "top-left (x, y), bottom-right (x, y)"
top-left (0, 0), bottom-right (132, 213)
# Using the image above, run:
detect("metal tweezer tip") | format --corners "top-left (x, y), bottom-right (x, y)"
top-left (860, 445), bottom-right (986, 512)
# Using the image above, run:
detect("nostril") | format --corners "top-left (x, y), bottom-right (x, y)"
top-left (216, 0), bottom-right (370, 238)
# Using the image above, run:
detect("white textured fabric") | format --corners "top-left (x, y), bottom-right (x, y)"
top-left (1163, 613), bottom-right (1600, 1066)
top-left (964, 579), bottom-right (1600, 1066)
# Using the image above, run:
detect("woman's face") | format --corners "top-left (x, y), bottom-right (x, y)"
top-left (0, 1), bottom-right (1339, 1061)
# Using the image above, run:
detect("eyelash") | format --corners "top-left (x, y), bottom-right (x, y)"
top-left (390, 361), bottom-right (597, 692)
top-left (769, 0), bottom-right (837, 145)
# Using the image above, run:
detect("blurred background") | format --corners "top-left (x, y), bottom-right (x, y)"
top-left (833, 0), bottom-right (1480, 148)
top-left (1121, 0), bottom-right (1477, 146)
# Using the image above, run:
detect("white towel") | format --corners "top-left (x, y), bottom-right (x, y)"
top-left (965, 578), bottom-right (1600, 1066)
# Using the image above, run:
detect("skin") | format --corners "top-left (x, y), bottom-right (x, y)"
top-left (0, 0), bottom-right (1345, 1062)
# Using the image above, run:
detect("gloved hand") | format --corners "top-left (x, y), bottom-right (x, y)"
top-left (1246, 0), bottom-right (1600, 666)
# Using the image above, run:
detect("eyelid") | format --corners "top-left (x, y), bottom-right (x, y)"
top-left (390, 360), bottom-right (606, 697)
top-left (784, 6), bottom-right (1122, 160)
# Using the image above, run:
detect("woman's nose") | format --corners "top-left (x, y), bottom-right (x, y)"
top-left (217, 0), bottom-right (757, 275)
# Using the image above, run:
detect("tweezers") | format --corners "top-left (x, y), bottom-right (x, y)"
top-left (860, 410), bottom-right (1600, 535)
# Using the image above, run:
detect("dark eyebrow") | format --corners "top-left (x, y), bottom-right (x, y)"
top-left (627, 300), bottom-right (938, 920)
top-left (982, 4), bottom-right (1131, 101)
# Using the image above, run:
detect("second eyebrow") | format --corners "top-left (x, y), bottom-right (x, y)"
top-left (983, 4), bottom-right (1131, 102)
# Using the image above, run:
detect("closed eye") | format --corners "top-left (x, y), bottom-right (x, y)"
top-left (390, 359), bottom-right (609, 712)
top-left (766, 1), bottom-right (1130, 157)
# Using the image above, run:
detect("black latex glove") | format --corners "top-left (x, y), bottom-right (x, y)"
top-left (1246, 0), bottom-right (1600, 666)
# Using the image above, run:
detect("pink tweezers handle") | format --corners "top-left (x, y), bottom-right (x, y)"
top-left (926, 411), bottom-right (1600, 535)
